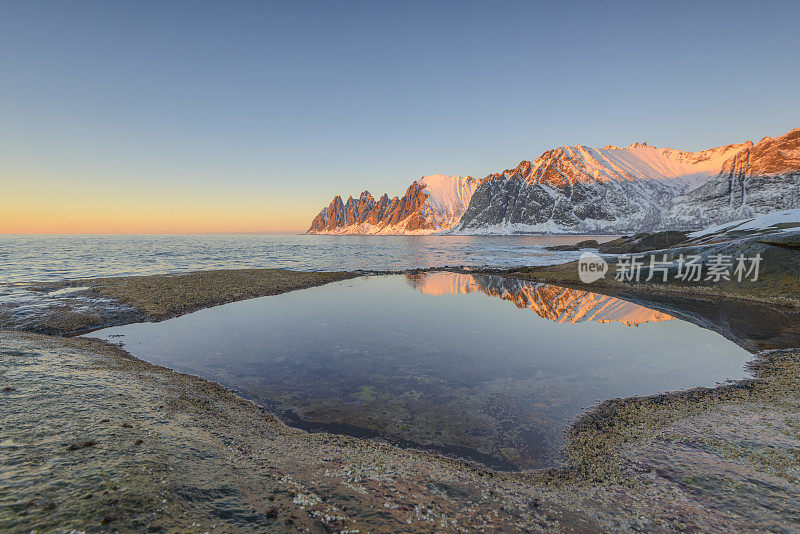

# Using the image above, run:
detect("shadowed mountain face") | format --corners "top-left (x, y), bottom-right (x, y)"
top-left (456, 128), bottom-right (800, 234)
top-left (406, 272), bottom-right (674, 326)
top-left (667, 129), bottom-right (800, 228)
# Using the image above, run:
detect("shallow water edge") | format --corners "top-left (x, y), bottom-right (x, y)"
top-left (3, 268), bottom-right (800, 531)
top-left (3, 330), bottom-right (800, 532)
top-left (84, 273), bottom-right (754, 471)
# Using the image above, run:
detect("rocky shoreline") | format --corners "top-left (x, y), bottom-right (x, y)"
top-left (3, 269), bottom-right (359, 336)
top-left (2, 269), bottom-right (800, 532)
top-left (484, 229), bottom-right (800, 309)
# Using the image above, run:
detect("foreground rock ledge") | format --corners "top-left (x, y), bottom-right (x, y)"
top-left (2, 331), bottom-right (799, 532)
top-left (10, 269), bottom-right (360, 335)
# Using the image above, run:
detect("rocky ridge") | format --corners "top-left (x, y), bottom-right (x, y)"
top-left (308, 175), bottom-right (479, 234)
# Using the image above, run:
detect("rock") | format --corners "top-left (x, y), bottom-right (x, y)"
top-left (546, 239), bottom-right (600, 252)
top-left (66, 440), bottom-right (97, 451)
top-left (597, 231), bottom-right (689, 254)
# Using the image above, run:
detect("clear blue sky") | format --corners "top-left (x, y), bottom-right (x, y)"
top-left (2, 0), bottom-right (799, 232)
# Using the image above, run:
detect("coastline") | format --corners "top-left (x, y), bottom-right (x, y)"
top-left (9, 269), bottom-right (361, 336)
top-left (2, 269), bottom-right (800, 531)
top-left (475, 230), bottom-right (800, 310)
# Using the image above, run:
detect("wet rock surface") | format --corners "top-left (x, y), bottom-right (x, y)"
top-left (2, 330), bottom-right (800, 532)
top-left (485, 229), bottom-right (800, 310)
top-left (0, 332), bottom-right (575, 532)
top-left (1, 269), bottom-right (358, 336)
top-left (2, 266), bottom-right (800, 531)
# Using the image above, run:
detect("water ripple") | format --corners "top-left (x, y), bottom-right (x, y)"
top-left (0, 234), bottom-right (603, 284)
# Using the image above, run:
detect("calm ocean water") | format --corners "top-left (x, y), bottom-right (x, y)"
top-left (0, 234), bottom-right (607, 284)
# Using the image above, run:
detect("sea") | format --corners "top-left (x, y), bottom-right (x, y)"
top-left (0, 234), bottom-right (607, 284)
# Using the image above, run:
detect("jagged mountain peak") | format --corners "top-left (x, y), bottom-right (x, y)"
top-left (307, 174), bottom-right (479, 234)
top-left (747, 128), bottom-right (800, 175)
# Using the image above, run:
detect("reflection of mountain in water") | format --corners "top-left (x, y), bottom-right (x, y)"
top-left (408, 271), bottom-right (800, 353)
top-left (407, 272), bottom-right (674, 326)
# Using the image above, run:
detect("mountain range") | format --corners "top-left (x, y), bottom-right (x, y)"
top-left (307, 174), bottom-right (479, 234)
top-left (308, 127), bottom-right (800, 235)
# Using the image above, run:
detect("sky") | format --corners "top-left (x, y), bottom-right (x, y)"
top-left (1, 0), bottom-right (799, 234)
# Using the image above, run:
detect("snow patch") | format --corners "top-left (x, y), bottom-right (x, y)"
top-left (688, 208), bottom-right (800, 238)
top-left (418, 174), bottom-right (480, 229)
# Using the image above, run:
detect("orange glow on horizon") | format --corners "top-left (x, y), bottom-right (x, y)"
top-left (0, 209), bottom-right (308, 234)
top-left (2, 174), bottom-right (314, 234)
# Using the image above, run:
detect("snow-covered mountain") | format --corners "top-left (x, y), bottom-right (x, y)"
top-left (455, 128), bottom-right (800, 234)
top-left (662, 129), bottom-right (800, 230)
top-left (407, 272), bottom-right (674, 326)
top-left (307, 175), bottom-right (479, 234)
top-left (307, 127), bottom-right (800, 235)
